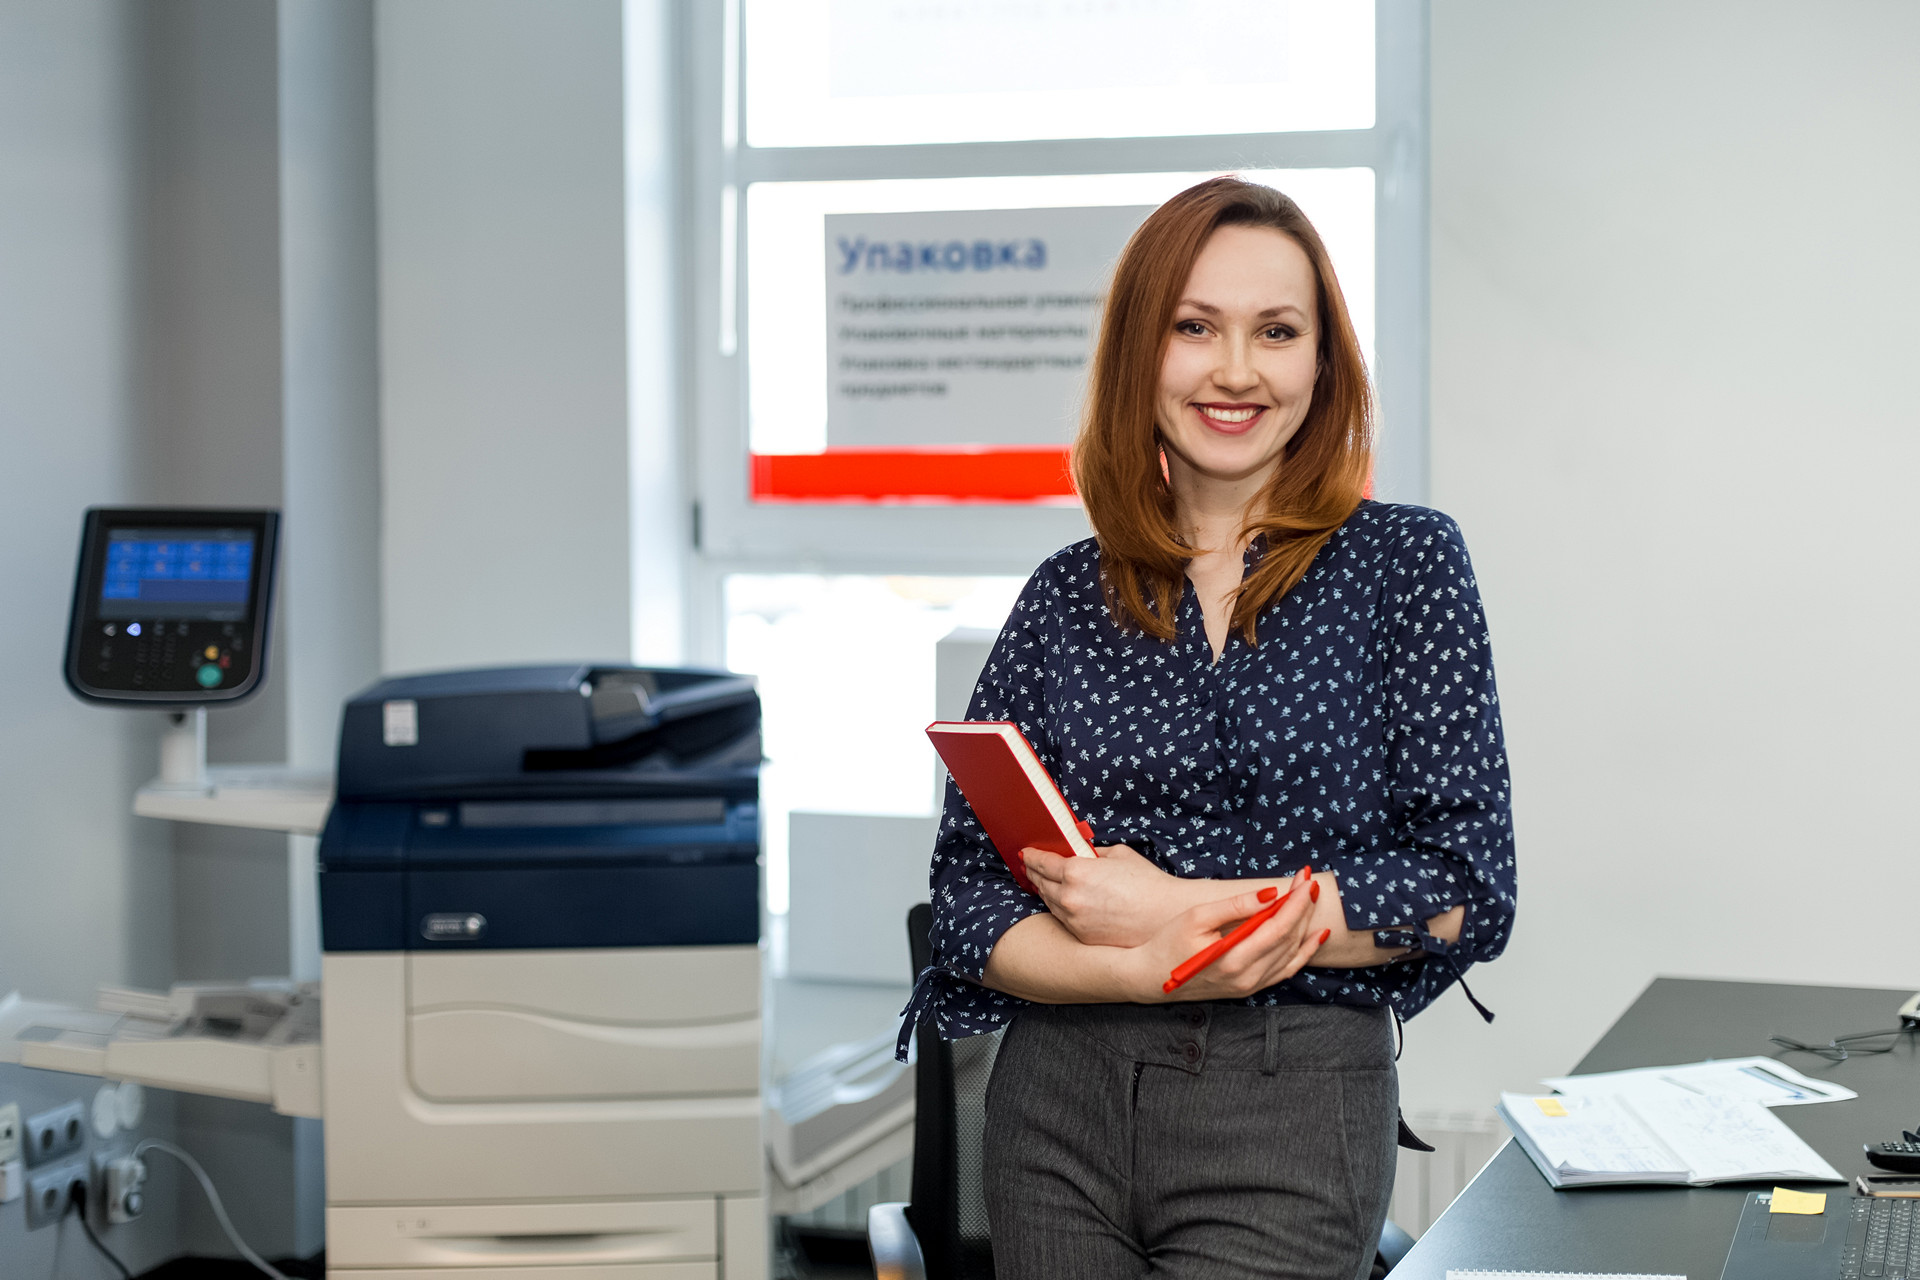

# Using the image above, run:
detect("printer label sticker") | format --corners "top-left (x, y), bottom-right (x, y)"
top-left (384, 699), bottom-right (419, 746)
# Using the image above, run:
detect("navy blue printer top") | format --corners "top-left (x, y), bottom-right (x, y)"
top-left (904, 502), bottom-right (1517, 1050)
top-left (319, 664), bottom-right (763, 955)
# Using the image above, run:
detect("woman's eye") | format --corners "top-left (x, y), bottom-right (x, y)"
top-left (1263, 325), bottom-right (1298, 341)
top-left (1174, 319), bottom-right (1208, 336)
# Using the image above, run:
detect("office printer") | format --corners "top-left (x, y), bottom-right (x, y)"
top-left (318, 665), bottom-right (768, 1280)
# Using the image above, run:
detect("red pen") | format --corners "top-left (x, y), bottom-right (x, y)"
top-left (1163, 893), bottom-right (1289, 994)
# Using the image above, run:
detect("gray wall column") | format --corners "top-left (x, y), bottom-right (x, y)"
top-left (376, 0), bottom-right (635, 675)
top-left (277, 0), bottom-right (382, 1257)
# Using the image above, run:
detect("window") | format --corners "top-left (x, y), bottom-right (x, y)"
top-left (680, 0), bottom-right (1428, 861)
top-left (745, 1), bottom-right (1375, 148)
top-left (726, 573), bottom-right (1024, 913)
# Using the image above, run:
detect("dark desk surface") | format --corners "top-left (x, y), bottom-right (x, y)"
top-left (1397, 978), bottom-right (1920, 1277)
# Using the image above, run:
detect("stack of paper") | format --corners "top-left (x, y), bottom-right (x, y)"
top-left (1497, 1087), bottom-right (1843, 1189)
top-left (1541, 1056), bottom-right (1856, 1108)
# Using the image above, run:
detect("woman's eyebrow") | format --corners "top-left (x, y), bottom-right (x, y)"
top-left (1175, 298), bottom-right (1309, 321)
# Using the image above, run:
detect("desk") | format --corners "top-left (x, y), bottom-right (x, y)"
top-left (1397, 978), bottom-right (1920, 1277)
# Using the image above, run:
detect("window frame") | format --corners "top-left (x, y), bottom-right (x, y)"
top-left (678, 0), bottom-right (1429, 660)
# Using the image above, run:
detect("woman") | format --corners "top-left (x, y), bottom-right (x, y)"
top-left (905, 177), bottom-right (1516, 1279)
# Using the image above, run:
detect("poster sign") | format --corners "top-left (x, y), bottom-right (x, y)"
top-left (823, 205), bottom-right (1153, 449)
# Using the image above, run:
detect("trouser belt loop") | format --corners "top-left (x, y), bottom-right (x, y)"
top-left (1262, 1007), bottom-right (1280, 1075)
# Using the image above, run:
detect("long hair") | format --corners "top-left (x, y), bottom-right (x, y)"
top-left (1071, 177), bottom-right (1374, 643)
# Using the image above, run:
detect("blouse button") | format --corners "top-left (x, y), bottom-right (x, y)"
top-left (1182, 1042), bottom-right (1201, 1063)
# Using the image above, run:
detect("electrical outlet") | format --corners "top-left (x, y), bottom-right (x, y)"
top-left (0, 1102), bottom-right (18, 1163)
top-left (90, 1150), bottom-right (146, 1225)
top-left (24, 1160), bottom-right (83, 1230)
top-left (23, 1101), bottom-right (84, 1167)
top-left (0, 1159), bottom-right (23, 1204)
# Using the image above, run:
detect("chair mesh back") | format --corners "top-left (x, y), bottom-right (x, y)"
top-left (905, 904), bottom-right (999, 1280)
top-left (948, 1027), bottom-right (1002, 1255)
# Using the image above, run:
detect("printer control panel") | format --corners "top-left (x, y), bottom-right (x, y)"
top-left (64, 508), bottom-right (278, 704)
top-left (89, 617), bottom-right (257, 696)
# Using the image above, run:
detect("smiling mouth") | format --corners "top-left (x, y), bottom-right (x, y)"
top-left (1193, 403), bottom-right (1267, 432)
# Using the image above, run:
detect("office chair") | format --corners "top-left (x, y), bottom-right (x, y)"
top-left (868, 904), bottom-right (1420, 1280)
top-left (870, 903), bottom-right (1000, 1280)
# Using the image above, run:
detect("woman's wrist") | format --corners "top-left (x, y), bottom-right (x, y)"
top-left (1114, 942), bottom-right (1171, 1004)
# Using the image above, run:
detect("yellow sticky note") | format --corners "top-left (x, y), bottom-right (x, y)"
top-left (1770, 1187), bottom-right (1827, 1215)
top-left (1533, 1097), bottom-right (1568, 1117)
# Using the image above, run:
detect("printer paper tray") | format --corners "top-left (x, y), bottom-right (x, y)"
top-left (404, 948), bottom-right (762, 1102)
top-left (333, 1265), bottom-right (714, 1279)
top-left (409, 1007), bottom-right (757, 1100)
top-left (328, 1197), bottom-right (717, 1270)
top-left (0, 993), bottom-right (322, 1118)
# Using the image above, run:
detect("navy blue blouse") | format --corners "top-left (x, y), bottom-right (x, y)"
top-left (905, 501), bottom-right (1516, 1049)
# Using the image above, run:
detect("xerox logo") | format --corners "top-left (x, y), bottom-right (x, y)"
top-left (834, 235), bottom-right (1048, 274)
top-left (420, 912), bottom-right (486, 941)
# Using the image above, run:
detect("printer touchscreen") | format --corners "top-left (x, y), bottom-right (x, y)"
top-left (99, 527), bottom-right (256, 620)
top-left (65, 507), bottom-right (278, 704)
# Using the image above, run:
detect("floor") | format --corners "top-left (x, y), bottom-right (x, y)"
top-left (137, 1257), bottom-right (323, 1278)
top-left (782, 1225), bottom-right (877, 1279)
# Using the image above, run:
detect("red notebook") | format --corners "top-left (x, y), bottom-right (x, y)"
top-left (927, 720), bottom-right (1096, 895)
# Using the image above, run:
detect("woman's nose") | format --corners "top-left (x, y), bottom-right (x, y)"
top-left (1214, 335), bottom-right (1257, 390)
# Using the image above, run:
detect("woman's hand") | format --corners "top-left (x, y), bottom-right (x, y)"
top-left (1126, 871), bottom-right (1328, 1003)
top-left (1022, 843), bottom-right (1203, 948)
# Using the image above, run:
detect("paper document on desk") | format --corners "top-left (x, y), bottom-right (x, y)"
top-left (1498, 1088), bottom-right (1843, 1188)
top-left (1541, 1056), bottom-right (1856, 1107)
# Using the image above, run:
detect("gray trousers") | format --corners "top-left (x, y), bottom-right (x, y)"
top-left (983, 1001), bottom-right (1397, 1280)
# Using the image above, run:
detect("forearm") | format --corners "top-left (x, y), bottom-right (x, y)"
top-left (981, 913), bottom-right (1157, 1004)
top-left (1184, 872), bottom-right (1463, 967)
top-left (1308, 872), bottom-right (1461, 965)
top-left (1016, 860), bottom-right (1465, 986)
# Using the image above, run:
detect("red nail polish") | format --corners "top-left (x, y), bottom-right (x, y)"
top-left (1309, 880), bottom-right (1320, 903)
top-left (1318, 928), bottom-right (1332, 945)
top-left (1257, 886), bottom-right (1279, 903)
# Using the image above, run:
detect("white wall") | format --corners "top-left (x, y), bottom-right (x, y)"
top-left (0, 0), bottom-right (169, 1013)
top-left (0, 2), bottom-right (179, 1273)
top-left (1402, 0), bottom-right (1920, 1114)
top-left (376, 0), bottom-right (637, 675)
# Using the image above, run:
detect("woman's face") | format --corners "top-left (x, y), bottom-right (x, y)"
top-left (1155, 225), bottom-right (1321, 494)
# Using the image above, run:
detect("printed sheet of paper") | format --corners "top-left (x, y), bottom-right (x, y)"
top-left (1624, 1088), bottom-right (1843, 1184)
top-left (1498, 1093), bottom-right (1689, 1180)
top-left (1542, 1056), bottom-right (1856, 1107)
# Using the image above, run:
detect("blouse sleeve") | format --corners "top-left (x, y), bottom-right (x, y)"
top-left (913, 564), bottom-right (1062, 1039)
top-left (1351, 513), bottom-right (1517, 1004)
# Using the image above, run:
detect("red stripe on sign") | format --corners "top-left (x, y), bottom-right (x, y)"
top-left (750, 448), bottom-right (1078, 503)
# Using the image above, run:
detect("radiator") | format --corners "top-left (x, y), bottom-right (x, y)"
top-left (1390, 1109), bottom-right (1509, 1237)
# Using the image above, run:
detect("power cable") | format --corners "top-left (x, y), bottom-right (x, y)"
top-left (134, 1140), bottom-right (293, 1280)
top-left (68, 1182), bottom-right (134, 1280)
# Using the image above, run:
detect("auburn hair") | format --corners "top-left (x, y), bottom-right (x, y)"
top-left (1071, 176), bottom-right (1374, 643)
